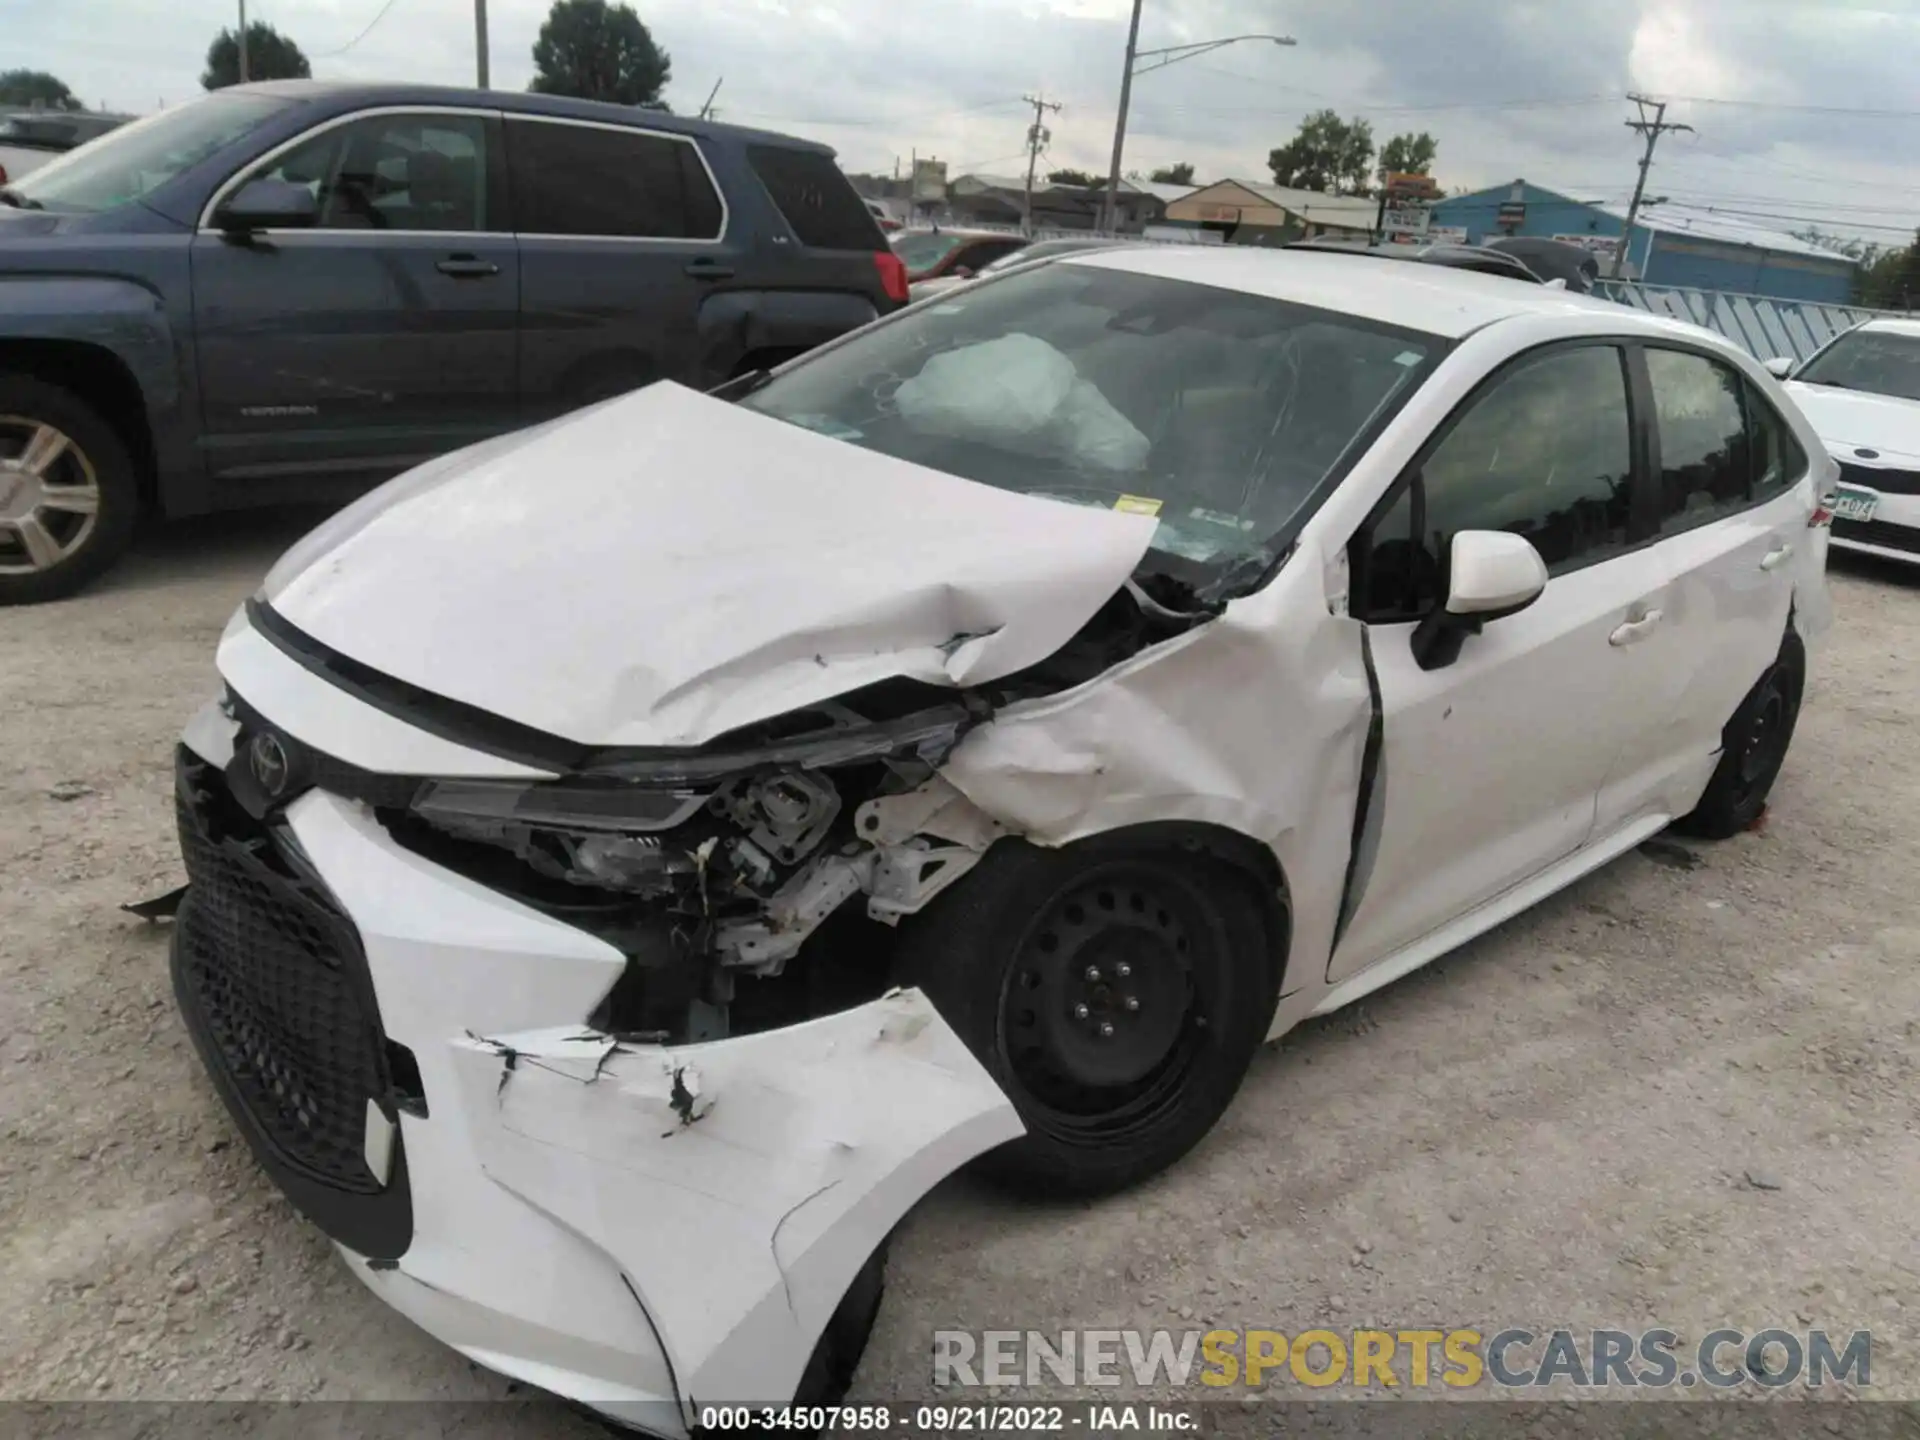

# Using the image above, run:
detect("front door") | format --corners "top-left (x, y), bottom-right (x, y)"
top-left (191, 107), bottom-right (519, 489)
top-left (1331, 342), bottom-right (1673, 979)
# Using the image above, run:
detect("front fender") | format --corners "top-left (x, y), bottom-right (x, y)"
top-left (0, 275), bottom-right (181, 416)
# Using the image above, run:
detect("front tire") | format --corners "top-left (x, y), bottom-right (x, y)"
top-left (897, 837), bottom-right (1282, 1198)
top-left (0, 376), bottom-right (139, 605)
top-left (1674, 630), bottom-right (1806, 840)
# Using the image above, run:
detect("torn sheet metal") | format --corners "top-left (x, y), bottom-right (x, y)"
top-left (449, 990), bottom-right (1022, 1412)
top-left (262, 383), bottom-right (1158, 749)
top-left (940, 553), bottom-right (1374, 1006)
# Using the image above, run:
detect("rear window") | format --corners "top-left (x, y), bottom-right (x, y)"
top-left (508, 118), bottom-right (723, 240)
top-left (747, 144), bottom-right (883, 250)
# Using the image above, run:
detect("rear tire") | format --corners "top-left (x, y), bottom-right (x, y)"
top-left (0, 375), bottom-right (139, 605)
top-left (1674, 630), bottom-right (1806, 840)
top-left (896, 836), bottom-right (1281, 1199)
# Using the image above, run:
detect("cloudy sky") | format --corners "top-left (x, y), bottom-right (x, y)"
top-left (14, 0), bottom-right (1919, 247)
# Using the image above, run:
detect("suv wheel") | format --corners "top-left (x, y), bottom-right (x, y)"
top-left (0, 376), bottom-right (139, 605)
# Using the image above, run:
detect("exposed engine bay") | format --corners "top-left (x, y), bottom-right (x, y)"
top-left (363, 581), bottom-right (1211, 1046)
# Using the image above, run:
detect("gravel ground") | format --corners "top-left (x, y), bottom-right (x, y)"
top-left (2, 514), bottom-right (1917, 1424)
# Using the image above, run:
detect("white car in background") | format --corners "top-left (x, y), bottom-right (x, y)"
top-left (1769, 318), bottom-right (1920, 565)
top-left (0, 111), bottom-right (126, 186)
top-left (169, 248), bottom-right (1833, 1429)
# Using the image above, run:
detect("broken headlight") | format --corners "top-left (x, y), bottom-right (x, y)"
top-left (404, 701), bottom-right (976, 903)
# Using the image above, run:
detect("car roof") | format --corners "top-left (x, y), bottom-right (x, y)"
top-left (1857, 317), bottom-right (1920, 340)
top-left (226, 80), bottom-right (836, 154)
top-left (1061, 244), bottom-right (1686, 340)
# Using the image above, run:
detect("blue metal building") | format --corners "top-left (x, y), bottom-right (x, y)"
top-left (1429, 180), bottom-right (1859, 303)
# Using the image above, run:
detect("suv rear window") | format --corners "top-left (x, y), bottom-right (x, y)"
top-left (747, 144), bottom-right (883, 250)
top-left (508, 118), bottom-right (723, 240)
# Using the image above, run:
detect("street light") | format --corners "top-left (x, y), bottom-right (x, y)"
top-left (1099, 4), bottom-right (1296, 232)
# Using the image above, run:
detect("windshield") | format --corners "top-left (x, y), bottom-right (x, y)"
top-left (743, 260), bottom-right (1443, 593)
top-left (1796, 330), bottom-right (1920, 403)
top-left (4, 93), bottom-right (291, 214)
top-left (891, 231), bottom-right (968, 276)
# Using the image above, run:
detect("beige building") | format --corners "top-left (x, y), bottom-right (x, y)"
top-left (1162, 180), bottom-right (1378, 245)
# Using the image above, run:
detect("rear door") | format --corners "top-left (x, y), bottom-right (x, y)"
top-left (191, 107), bottom-right (519, 489)
top-left (507, 115), bottom-right (736, 420)
top-left (1603, 344), bottom-right (1810, 828)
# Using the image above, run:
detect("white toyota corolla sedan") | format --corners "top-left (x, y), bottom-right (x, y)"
top-left (168, 247), bottom-right (1835, 1429)
top-left (1768, 317), bottom-right (1920, 566)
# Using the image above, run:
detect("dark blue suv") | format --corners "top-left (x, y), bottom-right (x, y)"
top-left (0, 81), bottom-right (908, 603)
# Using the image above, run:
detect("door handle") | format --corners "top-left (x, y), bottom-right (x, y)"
top-left (1759, 543), bottom-right (1795, 571)
top-left (435, 256), bottom-right (500, 278)
top-left (684, 259), bottom-right (735, 280)
top-left (1608, 608), bottom-right (1664, 647)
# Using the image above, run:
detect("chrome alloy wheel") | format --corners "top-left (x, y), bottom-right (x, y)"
top-left (0, 416), bottom-right (101, 576)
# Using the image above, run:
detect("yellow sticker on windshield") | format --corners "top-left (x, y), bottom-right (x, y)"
top-left (1114, 495), bottom-right (1163, 517)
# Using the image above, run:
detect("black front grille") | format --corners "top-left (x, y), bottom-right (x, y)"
top-left (1831, 516), bottom-right (1920, 555)
top-left (1837, 461), bottom-right (1920, 497)
top-left (173, 749), bottom-right (391, 1195)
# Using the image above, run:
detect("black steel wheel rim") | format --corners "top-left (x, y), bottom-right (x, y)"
top-left (1735, 667), bottom-right (1791, 799)
top-left (995, 863), bottom-right (1223, 1141)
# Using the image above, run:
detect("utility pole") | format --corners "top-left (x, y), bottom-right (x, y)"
top-left (237, 0), bottom-right (249, 83)
top-left (475, 0), bottom-right (491, 88)
top-left (698, 78), bottom-right (723, 121)
top-left (1021, 93), bottom-right (1062, 236)
top-left (1099, 0), bottom-right (1146, 234)
top-left (1612, 94), bottom-right (1691, 279)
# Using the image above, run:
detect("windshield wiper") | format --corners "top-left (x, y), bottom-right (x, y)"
top-left (707, 368), bottom-right (773, 402)
top-left (0, 187), bottom-right (43, 211)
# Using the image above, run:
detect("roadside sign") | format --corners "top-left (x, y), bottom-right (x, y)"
top-left (1382, 203), bottom-right (1431, 239)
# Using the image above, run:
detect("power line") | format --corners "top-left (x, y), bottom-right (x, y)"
top-left (1648, 93), bottom-right (1920, 118)
top-left (318, 0), bottom-right (407, 57)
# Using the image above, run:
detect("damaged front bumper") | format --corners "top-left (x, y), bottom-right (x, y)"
top-left (171, 712), bottom-right (1021, 1431)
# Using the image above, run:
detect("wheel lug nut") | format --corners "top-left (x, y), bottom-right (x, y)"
top-left (1116, 963), bottom-right (1131, 978)
top-left (1074, 1003), bottom-right (1090, 1020)
top-left (1099, 1022), bottom-right (1115, 1038)
top-left (1125, 996), bottom-right (1140, 1012)
top-left (1084, 966), bottom-right (1101, 982)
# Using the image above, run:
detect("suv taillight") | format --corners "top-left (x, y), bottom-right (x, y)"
top-left (874, 249), bottom-right (909, 305)
top-left (0, 163), bottom-right (9, 186)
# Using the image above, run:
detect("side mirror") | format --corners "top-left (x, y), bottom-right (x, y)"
top-left (1411, 530), bottom-right (1548, 671)
top-left (214, 177), bottom-right (318, 235)
top-left (1763, 357), bottom-right (1795, 379)
top-left (952, 265), bottom-right (974, 279)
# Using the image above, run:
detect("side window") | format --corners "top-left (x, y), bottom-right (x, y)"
top-left (1742, 379), bottom-right (1808, 501)
top-left (242, 112), bottom-right (490, 232)
top-left (1353, 346), bottom-right (1633, 621)
top-left (1646, 348), bottom-right (1752, 531)
top-left (970, 240), bottom-right (1025, 268)
top-left (508, 120), bottom-right (723, 239)
top-left (746, 144), bottom-right (882, 250)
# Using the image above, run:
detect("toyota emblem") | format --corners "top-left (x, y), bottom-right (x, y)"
top-left (248, 731), bottom-right (291, 796)
top-left (1855, 448), bottom-right (1880, 460)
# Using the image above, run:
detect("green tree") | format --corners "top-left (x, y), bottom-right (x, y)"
top-left (202, 23), bottom-right (312, 90)
top-left (0, 70), bottom-right (81, 111)
top-left (530, 0), bottom-right (672, 107)
top-left (1149, 162), bottom-right (1195, 186)
top-left (1268, 110), bottom-right (1375, 196)
top-left (1046, 168), bottom-right (1099, 187)
top-left (1376, 132), bottom-right (1438, 184)
top-left (1858, 230), bottom-right (1920, 309)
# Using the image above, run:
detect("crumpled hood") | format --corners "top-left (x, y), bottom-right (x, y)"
top-left (262, 382), bottom-right (1159, 749)
top-left (1783, 382), bottom-right (1920, 463)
